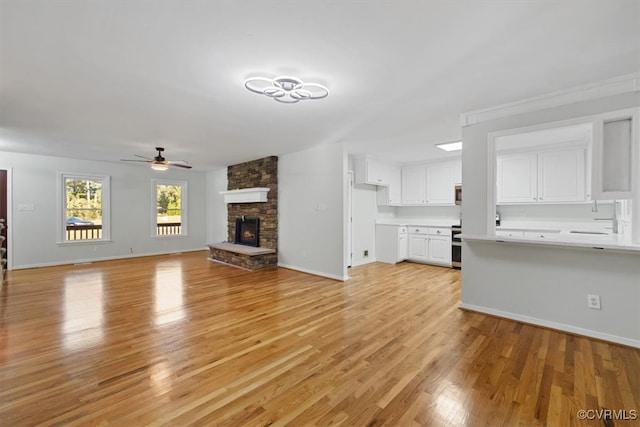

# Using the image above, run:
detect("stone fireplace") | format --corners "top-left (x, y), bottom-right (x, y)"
top-left (208, 156), bottom-right (278, 270)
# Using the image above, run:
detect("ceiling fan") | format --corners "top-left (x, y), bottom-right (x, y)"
top-left (120, 147), bottom-right (192, 170)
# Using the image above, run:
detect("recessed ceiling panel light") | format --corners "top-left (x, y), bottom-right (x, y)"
top-left (245, 75), bottom-right (329, 103)
top-left (436, 141), bottom-right (463, 152)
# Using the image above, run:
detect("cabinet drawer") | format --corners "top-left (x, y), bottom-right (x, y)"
top-left (409, 226), bottom-right (429, 234)
top-left (398, 226), bottom-right (407, 234)
top-left (428, 227), bottom-right (448, 236)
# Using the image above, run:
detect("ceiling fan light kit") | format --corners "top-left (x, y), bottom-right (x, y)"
top-left (150, 162), bottom-right (169, 171)
top-left (244, 75), bottom-right (329, 104)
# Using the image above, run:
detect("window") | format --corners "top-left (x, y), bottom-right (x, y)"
top-left (59, 173), bottom-right (110, 243)
top-left (152, 180), bottom-right (187, 237)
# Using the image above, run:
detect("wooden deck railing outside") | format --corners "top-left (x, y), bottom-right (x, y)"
top-left (66, 223), bottom-right (182, 240)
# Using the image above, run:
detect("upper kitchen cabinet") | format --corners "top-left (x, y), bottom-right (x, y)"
top-left (591, 108), bottom-right (638, 200)
top-left (401, 165), bottom-right (426, 205)
top-left (497, 147), bottom-right (587, 204)
top-left (354, 156), bottom-right (389, 186)
top-left (377, 164), bottom-right (401, 206)
top-left (401, 160), bottom-right (460, 205)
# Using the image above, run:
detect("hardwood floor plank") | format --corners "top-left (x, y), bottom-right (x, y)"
top-left (1, 252), bottom-right (638, 426)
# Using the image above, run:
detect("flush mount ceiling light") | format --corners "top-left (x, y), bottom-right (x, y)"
top-left (436, 141), bottom-right (463, 152)
top-left (244, 76), bottom-right (329, 104)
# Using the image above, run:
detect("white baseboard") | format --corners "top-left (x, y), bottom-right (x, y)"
top-left (351, 258), bottom-right (376, 267)
top-left (277, 263), bottom-right (348, 281)
top-left (459, 302), bottom-right (640, 349)
top-left (12, 248), bottom-right (208, 270)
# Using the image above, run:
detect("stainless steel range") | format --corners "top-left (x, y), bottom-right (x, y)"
top-left (451, 224), bottom-right (461, 269)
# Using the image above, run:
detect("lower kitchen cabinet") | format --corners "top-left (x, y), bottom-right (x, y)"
top-left (408, 234), bottom-right (429, 262)
top-left (427, 235), bottom-right (451, 264)
top-left (407, 226), bottom-right (452, 266)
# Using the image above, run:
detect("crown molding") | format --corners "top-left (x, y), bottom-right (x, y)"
top-left (460, 73), bottom-right (640, 127)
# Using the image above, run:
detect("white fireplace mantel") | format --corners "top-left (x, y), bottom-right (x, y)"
top-left (220, 187), bottom-right (270, 203)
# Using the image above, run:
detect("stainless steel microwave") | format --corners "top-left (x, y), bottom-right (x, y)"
top-left (454, 185), bottom-right (462, 205)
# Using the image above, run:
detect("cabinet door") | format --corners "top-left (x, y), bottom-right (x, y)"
top-left (377, 165), bottom-right (402, 206)
top-left (427, 236), bottom-right (451, 265)
top-left (355, 157), bottom-right (389, 186)
top-left (497, 153), bottom-right (537, 203)
top-left (538, 148), bottom-right (585, 202)
top-left (591, 109), bottom-right (637, 200)
top-left (387, 165), bottom-right (402, 205)
top-left (408, 235), bottom-right (428, 261)
top-left (367, 158), bottom-right (388, 185)
top-left (398, 234), bottom-right (408, 261)
top-left (425, 162), bottom-right (453, 204)
top-left (401, 166), bottom-right (426, 205)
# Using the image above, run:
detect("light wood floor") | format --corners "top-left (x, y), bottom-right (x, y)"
top-left (1, 251), bottom-right (638, 426)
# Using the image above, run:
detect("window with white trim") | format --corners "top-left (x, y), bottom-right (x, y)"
top-left (152, 179), bottom-right (188, 237)
top-left (60, 173), bottom-right (110, 243)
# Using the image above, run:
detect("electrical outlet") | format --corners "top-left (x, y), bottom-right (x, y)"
top-left (587, 294), bottom-right (601, 310)
top-left (364, 250), bottom-right (369, 257)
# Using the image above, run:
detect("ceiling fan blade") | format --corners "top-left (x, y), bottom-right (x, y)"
top-left (121, 159), bottom-right (152, 163)
top-left (134, 154), bottom-right (154, 160)
top-left (169, 163), bottom-right (193, 169)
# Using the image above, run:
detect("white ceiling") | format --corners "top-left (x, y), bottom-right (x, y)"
top-left (1, 1), bottom-right (639, 171)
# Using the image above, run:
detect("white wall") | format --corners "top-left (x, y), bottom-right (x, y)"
top-left (0, 152), bottom-right (207, 269)
top-left (279, 144), bottom-right (347, 280)
top-left (461, 91), bottom-right (640, 347)
top-left (206, 168), bottom-right (228, 244)
top-left (351, 183), bottom-right (377, 266)
top-left (395, 205), bottom-right (460, 220)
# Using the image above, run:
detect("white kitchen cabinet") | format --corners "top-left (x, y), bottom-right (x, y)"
top-left (497, 153), bottom-right (538, 203)
top-left (375, 225), bottom-right (408, 264)
top-left (398, 232), bottom-right (408, 260)
top-left (428, 235), bottom-right (451, 264)
top-left (538, 149), bottom-right (585, 202)
top-left (497, 148), bottom-right (587, 204)
top-left (377, 164), bottom-right (402, 206)
top-left (401, 166), bottom-right (426, 205)
top-left (408, 234), bottom-right (429, 262)
top-left (407, 226), bottom-right (451, 266)
top-left (426, 162), bottom-right (453, 204)
top-left (591, 108), bottom-right (638, 200)
top-left (355, 156), bottom-right (389, 186)
top-left (401, 160), bottom-right (460, 206)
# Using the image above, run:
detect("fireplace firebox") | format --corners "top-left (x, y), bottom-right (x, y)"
top-left (235, 216), bottom-right (260, 247)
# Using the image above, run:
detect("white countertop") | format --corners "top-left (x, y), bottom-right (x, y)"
top-left (376, 218), bottom-right (460, 227)
top-left (462, 233), bottom-right (640, 253)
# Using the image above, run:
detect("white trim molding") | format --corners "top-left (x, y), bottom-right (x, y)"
top-left (460, 73), bottom-right (640, 127)
top-left (220, 187), bottom-right (270, 203)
